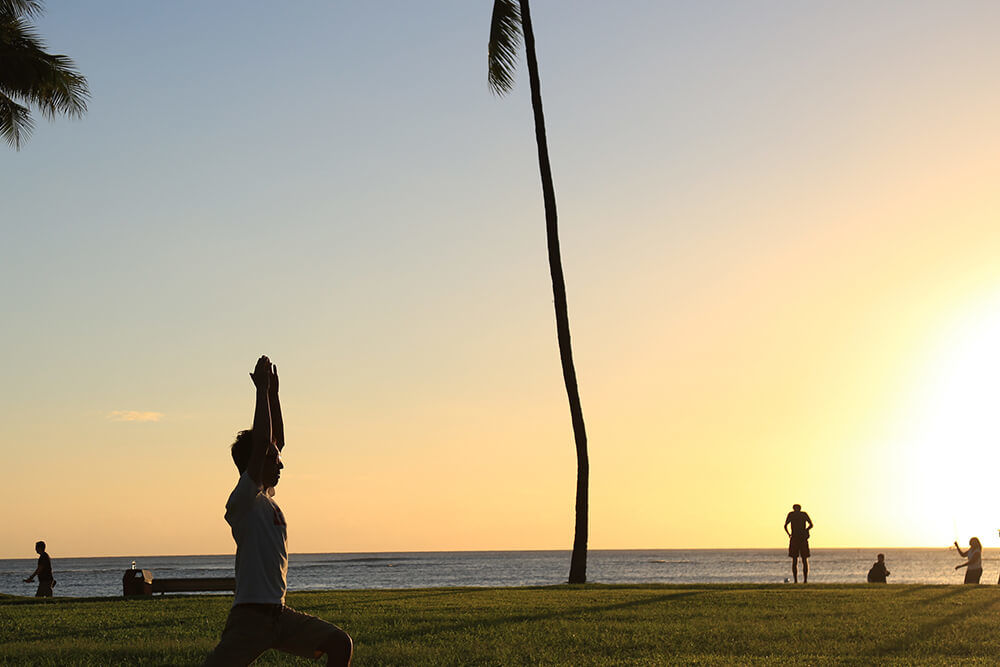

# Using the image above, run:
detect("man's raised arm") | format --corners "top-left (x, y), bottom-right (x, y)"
top-left (269, 364), bottom-right (284, 451)
top-left (247, 355), bottom-right (272, 486)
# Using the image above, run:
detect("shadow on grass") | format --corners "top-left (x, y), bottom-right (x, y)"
top-left (335, 589), bottom-right (474, 605)
top-left (868, 587), bottom-right (1000, 657)
top-left (0, 593), bottom-right (226, 607)
top-left (904, 585), bottom-right (976, 605)
top-left (890, 585), bottom-right (936, 596)
top-left (353, 590), bottom-right (703, 646)
top-left (5, 616), bottom-right (193, 643)
top-left (0, 595), bottom-right (123, 607)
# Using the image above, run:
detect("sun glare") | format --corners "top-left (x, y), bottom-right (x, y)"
top-left (900, 293), bottom-right (1000, 547)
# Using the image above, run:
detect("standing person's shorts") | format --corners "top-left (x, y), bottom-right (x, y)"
top-left (204, 603), bottom-right (350, 666)
top-left (965, 568), bottom-right (983, 584)
top-left (788, 536), bottom-right (810, 559)
top-left (35, 579), bottom-right (54, 598)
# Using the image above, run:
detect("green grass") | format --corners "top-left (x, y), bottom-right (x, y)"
top-left (3, 584), bottom-right (1000, 665)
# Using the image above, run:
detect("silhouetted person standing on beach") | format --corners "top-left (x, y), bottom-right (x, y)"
top-left (784, 504), bottom-right (813, 583)
top-left (23, 541), bottom-right (55, 597)
top-left (954, 537), bottom-right (983, 584)
top-left (205, 356), bottom-right (353, 666)
top-left (867, 553), bottom-right (890, 583)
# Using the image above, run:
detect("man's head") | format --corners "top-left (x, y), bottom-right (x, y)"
top-left (231, 430), bottom-right (283, 488)
top-left (877, 553), bottom-right (885, 562)
top-left (35, 541), bottom-right (45, 554)
top-left (792, 504), bottom-right (801, 512)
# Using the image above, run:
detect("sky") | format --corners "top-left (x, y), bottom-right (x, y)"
top-left (3, 1), bottom-right (1000, 558)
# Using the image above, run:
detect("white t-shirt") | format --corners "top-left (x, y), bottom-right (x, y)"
top-left (225, 471), bottom-right (288, 605)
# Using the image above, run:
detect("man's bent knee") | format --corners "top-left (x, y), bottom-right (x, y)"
top-left (317, 628), bottom-right (352, 666)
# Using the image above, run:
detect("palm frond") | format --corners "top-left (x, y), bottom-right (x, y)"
top-left (0, 13), bottom-right (89, 118)
top-left (487, 0), bottom-right (521, 96)
top-left (0, 11), bottom-right (42, 46)
top-left (28, 53), bottom-right (89, 118)
top-left (0, 0), bottom-right (43, 19)
top-left (0, 90), bottom-right (33, 149)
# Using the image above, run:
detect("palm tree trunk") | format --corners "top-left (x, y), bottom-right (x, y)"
top-left (518, 0), bottom-right (589, 585)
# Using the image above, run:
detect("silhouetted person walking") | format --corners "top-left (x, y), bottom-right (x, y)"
top-left (23, 541), bottom-right (55, 597)
top-left (205, 356), bottom-right (353, 666)
top-left (867, 553), bottom-right (890, 583)
top-left (955, 537), bottom-right (983, 584)
top-left (784, 504), bottom-right (813, 583)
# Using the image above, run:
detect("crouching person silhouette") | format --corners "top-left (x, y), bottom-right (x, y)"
top-left (205, 356), bottom-right (352, 666)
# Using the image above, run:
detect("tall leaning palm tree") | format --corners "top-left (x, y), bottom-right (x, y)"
top-left (0, 0), bottom-right (89, 149)
top-left (488, 0), bottom-right (590, 584)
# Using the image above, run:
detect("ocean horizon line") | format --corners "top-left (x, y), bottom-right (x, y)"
top-left (0, 545), bottom-right (961, 561)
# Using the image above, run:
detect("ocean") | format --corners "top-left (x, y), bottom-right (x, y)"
top-left (1, 549), bottom-right (990, 599)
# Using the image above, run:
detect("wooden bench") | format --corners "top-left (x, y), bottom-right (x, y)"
top-left (123, 568), bottom-right (235, 596)
top-left (151, 577), bottom-right (235, 595)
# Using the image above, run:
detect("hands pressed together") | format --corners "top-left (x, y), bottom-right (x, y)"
top-left (250, 355), bottom-right (279, 393)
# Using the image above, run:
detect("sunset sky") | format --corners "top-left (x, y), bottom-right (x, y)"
top-left (4, 1), bottom-right (1000, 558)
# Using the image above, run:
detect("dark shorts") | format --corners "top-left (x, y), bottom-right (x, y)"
top-left (965, 568), bottom-right (982, 584)
top-left (35, 579), bottom-right (54, 598)
top-left (204, 603), bottom-right (350, 666)
top-left (788, 535), bottom-right (810, 559)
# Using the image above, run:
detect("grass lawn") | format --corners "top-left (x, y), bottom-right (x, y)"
top-left (3, 583), bottom-right (1000, 665)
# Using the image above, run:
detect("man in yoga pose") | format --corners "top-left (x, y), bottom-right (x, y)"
top-left (205, 356), bottom-right (353, 666)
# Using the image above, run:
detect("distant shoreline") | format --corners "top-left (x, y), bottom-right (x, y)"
top-left (0, 546), bottom-right (964, 560)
